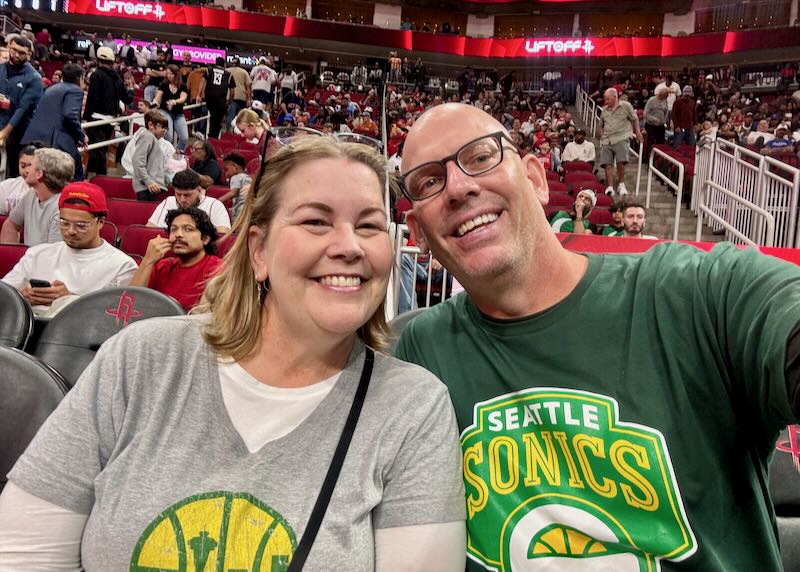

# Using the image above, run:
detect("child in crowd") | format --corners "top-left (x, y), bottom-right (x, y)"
top-left (218, 151), bottom-right (252, 220)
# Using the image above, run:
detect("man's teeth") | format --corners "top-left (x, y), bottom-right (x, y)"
top-left (319, 276), bottom-right (362, 287)
top-left (457, 213), bottom-right (499, 237)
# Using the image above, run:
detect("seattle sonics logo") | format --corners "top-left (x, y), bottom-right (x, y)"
top-left (461, 388), bottom-right (697, 571)
top-left (130, 491), bottom-right (296, 571)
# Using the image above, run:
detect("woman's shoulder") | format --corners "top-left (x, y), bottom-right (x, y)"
top-left (106, 314), bottom-right (207, 353)
top-left (370, 350), bottom-right (449, 399)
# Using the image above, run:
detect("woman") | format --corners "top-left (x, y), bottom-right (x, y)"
top-left (235, 107), bottom-right (270, 152)
top-left (190, 139), bottom-right (222, 187)
top-left (0, 137), bottom-right (466, 569)
top-left (153, 64), bottom-right (189, 152)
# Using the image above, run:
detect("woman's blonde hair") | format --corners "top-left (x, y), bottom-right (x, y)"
top-left (235, 108), bottom-right (264, 128)
top-left (199, 136), bottom-right (392, 359)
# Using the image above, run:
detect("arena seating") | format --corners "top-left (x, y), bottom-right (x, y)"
top-left (91, 175), bottom-right (136, 200)
top-left (0, 243), bottom-right (27, 277)
top-left (120, 225), bottom-right (168, 258)
top-left (107, 199), bottom-right (157, 236)
top-left (100, 222), bottom-right (119, 247)
top-left (0, 281), bottom-right (33, 350)
top-left (770, 425), bottom-right (800, 572)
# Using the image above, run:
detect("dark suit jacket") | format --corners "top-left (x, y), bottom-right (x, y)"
top-left (21, 81), bottom-right (84, 157)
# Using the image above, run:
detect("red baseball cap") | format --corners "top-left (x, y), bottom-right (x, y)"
top-left (58, 182), bottom-right (108, 214)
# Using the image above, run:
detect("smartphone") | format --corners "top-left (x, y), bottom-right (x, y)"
top-left (29, 278), bottom-right (51, 288)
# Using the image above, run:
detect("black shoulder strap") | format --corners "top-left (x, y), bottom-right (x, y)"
top-left (286, 347), bottom-right (374, 571)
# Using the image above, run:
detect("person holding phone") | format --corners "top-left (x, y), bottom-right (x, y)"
top-left (1, 181), bottom-right (137, 316)
top-left (0, 137), bottom-right (465, 569)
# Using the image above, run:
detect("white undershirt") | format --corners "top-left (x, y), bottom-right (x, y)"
top-left (217, 358), bottom-right (340, 453)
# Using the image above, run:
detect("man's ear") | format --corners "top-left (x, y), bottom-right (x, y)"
top-left (522, 153), bottom-right (549, 206)
top-left (247, 225), bottom-right (269, 282)
top-left (404, 211), bottom-right (429, 252)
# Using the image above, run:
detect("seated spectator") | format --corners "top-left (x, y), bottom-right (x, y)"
top-left (549, 189), bottom-right (597, 235)
top-left (131, 100), bottom-right (152, 128)
top-left (131, 206), bottom-right (222, 311)
top-left (190, 140), bottom-right (222, 188)
top-left (622, 201), bottom-right (658, 239)
top-left (763, 125), bottom-right (796, 155)
top-left (746, 119), bottom-right (775, 147)
top-left (0, 147), bottom-right (74, 245)
top-left (218, 152), bottom-right (252, 220)
top-left (602, 202), bottom-right (626, 236)
top-left (147, 169), bottom-right (231, 234)
top-left (352, 108), bottom-right (379, 137)
top-left (534, 141), bottom-right (559, 172)
top-left (2, 182), bottom-right (137, 316)
top-left (234, 108), bottom-right (269, 152)
top-left (0, 143), bottom-right (38, 215)
top-left (131, 110), bottom-right (170, 201)
top-left (561, 129), bottom-right (595, 164)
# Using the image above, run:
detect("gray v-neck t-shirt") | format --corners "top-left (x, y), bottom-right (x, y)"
top-left (10, 315), bottom-right (465, 570)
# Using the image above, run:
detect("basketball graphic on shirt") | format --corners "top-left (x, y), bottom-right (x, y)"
top-left (130, 491), bottom-right (296, 572)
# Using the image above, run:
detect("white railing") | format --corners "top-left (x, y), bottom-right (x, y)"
top-left (693, 138), bottom-right (800, 247)
top-left (391, 224), bottom-right (452, 318)
top-left (184, 102), bottom-right (210, 140)
top-left (646, 147), bottom-right (685, 241)
top-left (695, 180), bottom-right (775, 247)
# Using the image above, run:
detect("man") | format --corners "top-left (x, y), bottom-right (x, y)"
top-left (101, 32), bottom-right (118, 54)
top-left (353, 108), bottom-right (379, 137)
top-left (198, 57), bottom-right (234, 139)
top-left (146, 169), bottom-right (230, 234)
top-left (671, 85), bottom-right (697, 148)
top-left (763, 125), bottom-right (795, 156)
top-left (643, 85), bottom-right (670, 158)
top-left (131, 206), bottom-right (223, 311)
top-left (34, 27), bottom-right (51, 61)
top-left (2, 181), bottom-right (137, 316)
top-left (128, 110), bottom-right (169, 201)
top-left (0, 143), bottom-right (37, 215)
top-left (250, 56), bottom-right (276, 106)
top-left (622, 200), bottom-right (658, 239)
top-left (22, 63), bottom-right (87, 180)
top-left (350, 61), bottom-right (368, 88)
top-left (278, 64), bottom-right (298, 99)
top-left (597, 88), bottom-right (642, 198)
top-left (746, 119), bottom-right (776, 147)
top-left (0, 35), bottom-right (43, 178)
top-left (396, 103), bottom-right (800, 571)
top-left (0, 148), bottom-right (74, 245)
top-left (548, 188), bottom-right (596, 235)
top-left (83, 46), bottom-right (128, 176)
top-left (144, 50), bottom-right (167, 103)
top-left (560, 128), bottom-right (595, 165)
top-left (179, 51), bottom-right (193, 83)
top-left (654, 74), bottom-right (681, 117)
top-left (225, 57), bottom-right (252, 133)
top-left (135, 44), bottom-right (150, 69)
top-left (118, 35), bottom-right (135, 66)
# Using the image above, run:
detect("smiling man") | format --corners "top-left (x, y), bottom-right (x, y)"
top-left (131, 206), bottom-right (222, 311)
top-left (395, 103), bottom-right (800, 571)
top-left (2, 182), bottom-right (137, 316)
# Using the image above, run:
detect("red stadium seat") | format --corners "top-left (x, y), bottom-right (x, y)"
top-left (206, 185), bottom-right (233, 208)
top-left (246, 157), bottom-right (261, 175)
top-left (547, 181), bottom-right (569, 194)
top-left (91, 176), bottom-right (135, 200)
top-left (545, 171), bottom-right (561, 183)
top-left (220, 132), bottom-right (241, 143)
top-left (238, 142), bottom-right (262, 154)
top-left (107, 199), bottom-right (157, 236)
top-left (100, 222), bottom-right (119, 247)
top-left (236, 149), bottom-right (261, 164)
top-left (215, 232), bottom-right (238, 258)
top-left (548, 193), bottom-right (574, 208)
top-left (562, 161), bottom-right (594, 173)
top-left (588, 209), bottom-right (613, 226)
top-left (120, 225), bottom-right (168, 258)
top-left (0, 243), bottom-right (27, 277)
top-left (564, 172), bottom-right (598, 185)
top-left (208, 138), bottom-right (237, 157)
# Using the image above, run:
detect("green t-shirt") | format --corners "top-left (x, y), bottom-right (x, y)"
top-left (603, 225), bottom-right (624, 236)
top-left (396, 242), bottom-right (800, 572)
top-left (550, 210), bottom-right (590, 234)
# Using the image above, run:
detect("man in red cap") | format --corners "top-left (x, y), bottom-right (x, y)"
top-left (1, 181), bottom-right (137, 316)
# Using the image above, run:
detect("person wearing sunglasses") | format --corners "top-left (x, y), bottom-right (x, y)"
top-left (1, 182), bottom-right (137, 316)
top-left (396, 103), bottom-right (800, 571)
top-left (0, 137), bottom-right (465, 570)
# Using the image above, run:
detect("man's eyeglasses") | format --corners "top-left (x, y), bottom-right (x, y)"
top-left (401, 132), bottom-right (517, 202)
top-left (59, 218), bottom-right (96, 232)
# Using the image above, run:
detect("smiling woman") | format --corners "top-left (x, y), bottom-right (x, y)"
top-left (0, 137), bottom-right (466, 571)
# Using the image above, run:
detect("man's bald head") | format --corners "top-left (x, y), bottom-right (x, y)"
top-left (402, 103), bottom-right (510, 175)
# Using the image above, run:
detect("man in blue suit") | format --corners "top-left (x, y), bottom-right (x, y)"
top-left (22, 63), bottom-right (87, 181)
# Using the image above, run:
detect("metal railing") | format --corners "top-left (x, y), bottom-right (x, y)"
top-left (391, 224), bottom-right (452, 318)
top-left (695, 180), bottom-right (775, 247)
top-left (185, 102), bottom-right (210, 140)
top-left (645, 147), bottom-right (685, 241)
top-left (693, 138), bottom-right (800, 247)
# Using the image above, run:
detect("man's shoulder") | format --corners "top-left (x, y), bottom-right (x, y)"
top-left (401, 295), bottom-right (469, 339)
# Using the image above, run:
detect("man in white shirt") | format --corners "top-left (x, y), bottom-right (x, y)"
top-left (654, 75), bottom-right (681, 114)
top-left (560, 129), bottom-right (596, 165)
top-left (2, 182), bottom-right (138, 316)
top-left (147, 168), bottom-right (231, 234)
top-left (0, 144), bottom-right (36, 215)
top-left (622, 201), bottom-right (658, 239)
top-left (250, 56), bottom-right (276, 107)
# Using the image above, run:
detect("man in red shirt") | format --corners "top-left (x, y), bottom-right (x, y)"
top-left (130, 206), bottom-right (223, 310)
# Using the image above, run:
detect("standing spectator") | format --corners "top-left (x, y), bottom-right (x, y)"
top-left (0, 35), bottom-right (43, 178)
top-left (0, 148), bottom-right (74, 246)
top-left (0, 143), bottom-right (37, 215)
top-left (153, 64), bottom-right (189, 152)
top-left (118, 36), bottom-right (135, 66)
top-left (654, 75), bottom-right (681, 118)
top-left (250, 56), bottom-right (276, 106)
top-left (22, 63), bottom-right (87, 180)
top-left (186, 63), bottom-right (207, 135)
top-left (178, 52), bottom-right (193, 83)
top-left (643, 85), bottom-right (670, 157)
top-left (388, 51), bottom-right (402, 82)
top-left (368, 62), bottom-right (383, 85)
top-left (33, 27), bottom-right (51, 61)
top-left (351, 61), bottom-right (368, 88)
top-left (672, 86), bottom-right (698, 148)
top-left (198, 57), bottom-right (233, 139)
top-left (101, 32), bottom-right (118, 54)
top-left (146, 168), bottom-right (230, 234)
top-left (560, 128), bottom-right (595, 165)
top-left (20, 24), bottom-right (35, 44)
top-left (225, 57), bottom-right (252, 133)
top-left (83, 46), bottom-right (128, 176)
top-left (2, 182), bottom-right (138, 317)
top-left (144, 50), bottom-right (167, 103)
top-left (131, 206), bottom-right (222, 311)
top-left (135, 44), bottom-right (150, 69)
top-left (131, 110), bottom-right (169, 201)
top-left (189, 140), bottom-right (222, 188)
top-left (278, 64), bottom-right (297, 99)
top-left (597, 88), bottom-right (642, 197)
